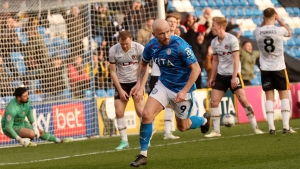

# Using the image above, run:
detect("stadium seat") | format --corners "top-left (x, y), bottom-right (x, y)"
top-left (10, 52), bottom-right (27, 75)
top-left (20, 32), bottom-right (28, 45)
top-left (254, 65), bottom-right (260, 74)
top-left (4, 96), bottom-right (14, 103)
top-left (29, 94), bottom-right (43, 102)
top-left (293, 7), bottom-right (300, 15)
top-left (63, 89), bottom-right (72, 99)
top-left (271, 0), bottom-right (279, 6)
top-left (294, 28), bottom-right (300, 35)
top-left (190, 0), bottom-right (200, 7)
top-left (285, 7), bottom-right (294, 15)
top-left (216, 0), bottom-right (224, 7)
top-left (199, 0), bottom-right (208, 7)
top-left (232, 0), bottom-right (240, 6)
top-left (96, 89), bottom-right (107, 97)
top-left (221, 8), bottom-right (229, 16)
top-left (208, 1), bottom-right (217, 7)
top-left (106, 88), bottom-right (115, 97)
top-left (223, 0), bottom-right (232, 6)
top-left (85, 90), bottom-right (93, 98)
top-left (195, 9), bottom-right (203, 17)
top-left (287, 39), bottom-right (295, 46)
top-left (93, 35), bottom-right (103, 47)
top-left (238, 8), bottom-right (246, 17)
top-left (10, 80), bottom-right (24, 88)
top-left (240, 0), bottom-right (248, 6)
top-left (295, 38), bottom-right (300, 46)
top-left (250, 78), bottom-right (260, 85)
top-left (248, 0), bottom-right (256, 6)
top-left (10, 52), bottom-right (24, 61)
top-left (286, 50), bottom-right (296, 58)
top-left (37, 26), bottom-right (46, 35)
top-left (229, 8), bottom-right (238, 17)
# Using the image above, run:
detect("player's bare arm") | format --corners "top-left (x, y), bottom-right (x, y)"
top-left (110, 63), bottom-right (128, 102)
top-left (208, 54), bottom-right (219, 88)
top-left (175, 62), bottom-right (200, 103)
top-left (275, 13), bottom-right (292, 37)
top-left (131, 60), bottom-right (149, 102)
top-left (231, 51), bottom-right (240, 89)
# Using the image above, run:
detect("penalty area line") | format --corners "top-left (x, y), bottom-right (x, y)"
top-left (0, 128), bottom-right (298, 166)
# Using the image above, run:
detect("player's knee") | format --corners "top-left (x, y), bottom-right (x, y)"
top-left (210, 100), bottom-right (219, 108)
top-left (39, 130), bottom-right (44, 137)
top-left (141, 109), bottom-right (153, 123)
top-left (28, 131), bottom-right (35, 139)
top-left (115, 110), bottom-right (124, 118)
top-left (237, 96), bottom-right (248, 107)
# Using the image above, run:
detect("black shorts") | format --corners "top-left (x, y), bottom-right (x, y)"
top-left (212, 73), bottom-right (244, 93)
top-left (261, 69), bottom-right (290, 91)
top-left (148, 76), bottom-right (159, 95)
top-left (114, 82), bottom-right (137, 100)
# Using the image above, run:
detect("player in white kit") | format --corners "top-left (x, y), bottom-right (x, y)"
top-left (109, 31), bottom-right (149, 150)
top-left (205, 17), bottom-right (263, 138)
top-left (149, 13), bottom-right (181, 140)
top-left (254, 7), bottom-right (296, 134)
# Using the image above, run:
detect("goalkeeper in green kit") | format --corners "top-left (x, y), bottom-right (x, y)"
top-left (1, 87), bottom-right (72, 147)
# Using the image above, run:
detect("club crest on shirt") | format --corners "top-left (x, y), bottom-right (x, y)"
top-left (151, 88), bottom-right (158, 94)
top-left (22, 112), bottom-right (25, 116)
top-left (166, 48), bottom-right (172, 55)
top-left (132, 55), bottom-right (137, 60)
top-left (224, 44), bottom-right (229, 49)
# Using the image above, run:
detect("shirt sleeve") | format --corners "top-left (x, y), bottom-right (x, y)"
top-left (4, 110), bottom-right (18, 139)
top-left (279, 27), bottom-right (289, 37)
top-left (180, 42), bottom-right (198, 66)
top-left (230, 36), bottom-right (240, 52)
top-left (211, 39), bottom-right (217, 55)
top-left (142, 42), bottom-right (152, 63)
top-left (138, 43), bottom-right (145, 62)
top-left (108, 46), bottom-right (116, 64)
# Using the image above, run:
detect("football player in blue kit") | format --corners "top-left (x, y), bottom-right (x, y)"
top-left (129, 18), bottom-right (211, 167)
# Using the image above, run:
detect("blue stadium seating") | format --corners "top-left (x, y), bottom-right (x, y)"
top-left (216, 0), bottom-right (224, 7)
top-left (106, 88), bottom-right (115, 97)
top-left (231, 0), bottom-right (240, 6)
top-left (199, 0), bottom-right (208, 7)
top-left (0, 97), bottom-right (5, 104)
top-left (293, 7), bottom-right (300, 15)
top-left (237, 8), bottom-right (246, 17)
top-left (285, 7), bottom-right (294, 15)
top-left (195, 9), bottom-right (203, 17)
top-left (191, 0), bottom-right (200, 7)
top-left (287, 39), bottom-right (296, 46)
top-left (37, 26), bottom-right (46, 35)
top-left (85, 90), bottom-right (93, 98)
top-left (4, 96), bottom-right (14, 103)
top-left (271, 0), bottom-right (279, 6)
top-left (248, 0), bottom-right (256, 6)
top-left (294, 28), bottom-right (300, 35)
top-left (10, 52), bottom-right (27, 75)
top-left (63, 89), bottom-right (72, 99)
top-left (208, 1), bottom-right (217, 7)
top-left (240, 0), bottom-right (248, 6)
top-left (223, 0), bottom-right (232, 6)
top-left (96, 89), bottom-right (108, 97)
top-left (29, 94), bottom-right (43, 102)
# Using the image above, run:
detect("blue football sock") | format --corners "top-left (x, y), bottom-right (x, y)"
top-left (189, 116), bottom-right (205, 129)
top-left (140, 123), bottom-right (152, 151)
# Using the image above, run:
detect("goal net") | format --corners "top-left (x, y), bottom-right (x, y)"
top-left (0, 0), bottom-right (160, 147)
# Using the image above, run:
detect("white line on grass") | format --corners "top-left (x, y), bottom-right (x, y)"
top-left (0, 128), bottom-right (298, 166)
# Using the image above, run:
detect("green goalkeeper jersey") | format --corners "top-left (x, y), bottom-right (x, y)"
top-left (1, 98), bottom-right (34, 139)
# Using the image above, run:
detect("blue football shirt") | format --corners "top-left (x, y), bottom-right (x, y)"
top-left (143, 35), bottom-right (197, 93)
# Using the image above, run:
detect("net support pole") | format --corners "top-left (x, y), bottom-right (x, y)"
top-left (157, 0), bottom-right (166, 19)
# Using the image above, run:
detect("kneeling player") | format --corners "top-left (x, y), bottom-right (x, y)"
top-left (1, 87), bottom-right (72, 147)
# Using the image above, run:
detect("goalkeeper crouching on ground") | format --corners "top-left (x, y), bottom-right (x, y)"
top-left (1, 87), bottom-right (73, 147)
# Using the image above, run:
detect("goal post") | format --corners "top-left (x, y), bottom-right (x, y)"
top-left (0, 0), bottom-right (164, 147)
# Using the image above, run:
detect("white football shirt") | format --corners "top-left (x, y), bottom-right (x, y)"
top-left (109, 41), bottom-right (144, 83)
top-left (254, 25), bottom-right (288, 71)
top-left (211, 33), bottom-right (241, 76)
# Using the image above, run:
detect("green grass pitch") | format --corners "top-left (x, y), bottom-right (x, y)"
top-left (1, 119), bottom-right (300, 169)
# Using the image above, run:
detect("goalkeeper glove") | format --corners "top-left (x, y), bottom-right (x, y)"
top-left (32, 122), bottom-right (40, 138)
top-left (16, 136), bottom-right (31, 147)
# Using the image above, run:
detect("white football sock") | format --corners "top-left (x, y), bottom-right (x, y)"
top-left (281, 99), bottom-right (290, 129)
top-left (117, 117), bottom-right (128, 142)
top-left (266, 100), bottom-right (275, 130)
top-left (245, 105), bottom-right (258, 130)
top-left (164, 108), bottom-right (173, 135)
top-left (211, 107), bottom-right (221, 133)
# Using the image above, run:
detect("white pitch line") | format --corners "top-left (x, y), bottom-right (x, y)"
top-left (0, 128), bottom-right (298, 166)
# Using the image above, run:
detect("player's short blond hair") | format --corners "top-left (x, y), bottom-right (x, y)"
top-left (263, 7), bottom-right (276, 18)
top-left (212, 17), bottom-right (228, 29)
top-left (166, 13), bottom-right (180, 21)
